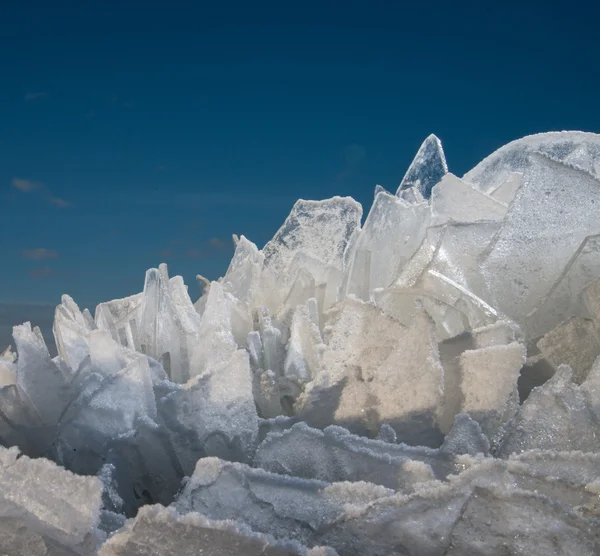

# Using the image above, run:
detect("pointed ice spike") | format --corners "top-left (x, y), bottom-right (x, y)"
top-left (396, 134), bottom-right (448, 199)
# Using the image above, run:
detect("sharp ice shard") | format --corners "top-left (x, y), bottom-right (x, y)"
top-left (396, 134), bottom-right (448, 199)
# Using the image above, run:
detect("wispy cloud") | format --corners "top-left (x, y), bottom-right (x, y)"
top-left (157, 248), bottom-right (174, 259)
top-left (48, 195), bottom-right (70, 208)
top-left (10, 177), bottom-right (71, 208)
top-left (186, 248), bottom-right (205, 259)
top-left (23, 248), bottom-right (58, 261)
top-left (25, 92), bottom-right (47, 102)
top-left (12, 178), bottom-right (42, 192)
top-left (208, 237), bottom-right (231, 250)
top-left (29, 266), bottom-right (55, 279)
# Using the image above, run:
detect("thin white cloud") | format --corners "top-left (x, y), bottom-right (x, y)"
top-left (48, 196), bottom-right (70, 208)
top-left (22, 248), bottom-right (58, 261)
top-left (25, 92), bottom-right (47, 101)
top-left (208, 237), bottom-right (231, 250)
top-left (12, 178), bottom-right (42, 192)
top-left (10, 177), bottom-right (71, 208)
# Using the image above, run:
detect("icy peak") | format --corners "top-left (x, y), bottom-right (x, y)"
top-left (396, 133), bottom-right (448, 199)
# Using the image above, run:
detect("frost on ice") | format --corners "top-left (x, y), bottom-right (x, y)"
top-left (2, 131), bottom-right (600, 555)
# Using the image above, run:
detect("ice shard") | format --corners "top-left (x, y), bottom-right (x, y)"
top-left (396, 134), bottom-right (448, 199)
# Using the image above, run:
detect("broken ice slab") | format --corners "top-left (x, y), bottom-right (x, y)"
top-left (583, 277), bottom-right (600, 322)
top-left (173, 457), bottom-right (393, 549)
top-left (295, 298), bottom-right (445, 446)
top-left (471, 320), bottom-right (517, 349)
top-left (95, 292), bottom-right (143, 350)
top-left (439, 413), bottom-right (490, 457)
top-left (0, 518), bottom-right (48, 556)
top-left (445, 486), bottom-right (600, 556)
top-left (497, 365), bottom-right (600, 457)
top-left (536, 316), bottom-right (600, 384)
top-left (135, 264), bottom-right (202, 383)
top-left (507, 450), bottom-right (600, 488)
top-left (430, 173), bottom-right (507, 226)
top-left (486, 171), bottom-right (523, 204)
top-left (13, 322), bottom-right (70, 425)
top-left (93, 415), bottom-right (185, 517)
top-left (189, 281), bottom-right (251, 379)
top-left (0, 384), bottom-right (53, 457)
top-left (159, 350), bottom-right (258, 474)
top-left (254, 422), bottom-right (448, 492)
top-left (0, 445), bottom-right (102, 554)
top-left (314, 475), bottom-right (477, 556)
top-left (53, 294), bottom-right (96, 373)
top-left (99, 504), bottom-right (338, 556)
top-left (283, 300), bottom-right (323, 389)
top-left (479, 153), bottom-right (600, 333)
top-left (397, 185), bottom-right (425, 204)
top-left (396, 134), bottom-right (448, 199)
top-left (0, 353), bottom-right (16, 387)
top-left (262, 197), bottom-right (362, 291)
top-left (340, 190), bottom-right (430, 296)
top-left (285, 253), bottom-right (343, 317)
top-left (50, 351), bottom-right (158, 477)
top-left (275, 270), bottom-right (317, 343)
top-left (221, 235), bottom-right (265, 305)
top-left (464, 131), bottom-right (600, 191)
top-left (425, 222), bottom-right (500, 301)
top-left (392, 225), bottom-right (445, 290)
top-left (311, 455), bottom-right (599, 556)
top-left (458, 342), bottom-right (526, 444)
top-left (524, 235), bottom-right (600, 339)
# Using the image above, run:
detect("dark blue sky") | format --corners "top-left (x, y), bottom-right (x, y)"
top-left (1, 0), bottom-right (599, 308)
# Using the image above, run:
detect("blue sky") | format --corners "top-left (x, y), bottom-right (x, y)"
top-left (1, 0), bottom-right (600, 311)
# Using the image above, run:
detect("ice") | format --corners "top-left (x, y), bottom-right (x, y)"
top-left (0, 444), bottom-right (102, 554)
top-left (262, 197), bottom-right (362, 291)
top-left (53, 294), bottom-right (95, 373)
top-left (446, 487), bottom-right (600, 555)
top-left (159, 349), bottom-right (257, 471)
top-left (221, 235), bottom-right (265, 305)
top-left (498, 365), bottom-right (600, 456)
top-left (537, 316), bottom-right (600, 383)
top-left (525, 235), bottom-right (600, 339)
top-left (583, 277), bottom-right (600, 322)
top-left (464, 130), bottom-right (600, 191)
top-left (396, 134), bottom-right (448, 199)
top-left (2, 130), bottom-right (600, 554)
top-left (13, 322), bottom-right (70, 424)
top-left (440, 413), bottom-right (490, 457)
top-left (173, 457), bottom-right (391, 548)
top-left (486, 171), bottom-right (523, 204)
top-left (479, 154), bottom-right (600, 332)
top-left (255, 422), bottom-right (439, 492)
top-left (283, 300), bottom-right (324, 389)
top-left (296, 298), bottom-right (445, 446)
top-left (339, 190), bottom-right (430, 297)
top-left (189, 281), bottom-right (247, 379)
top-left (471, 320), bottom-right (516, 349)
top-left (99, 504), bottom-right (337, 556)
top-left (430, 173), bottom-right (508, 226)
top-left (137, 265), bottom-right (201, 383)
top-left (458, 342), bottom-right (526, 444)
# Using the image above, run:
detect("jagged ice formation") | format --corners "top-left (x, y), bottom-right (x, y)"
top-left (2, 131), bottom-right (600, 555)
